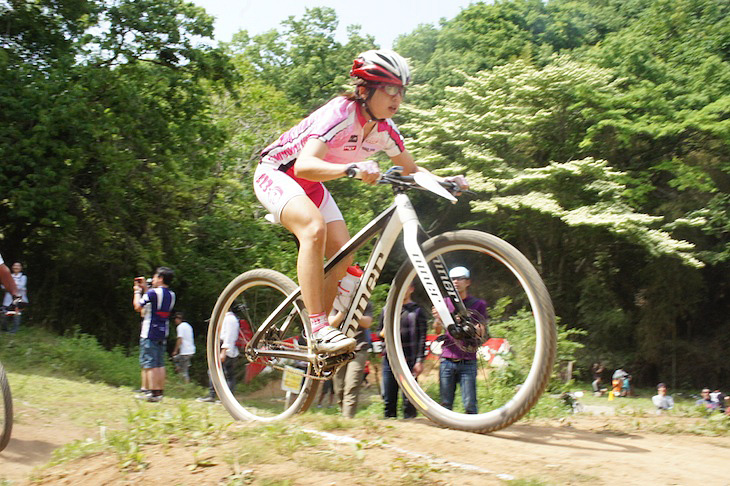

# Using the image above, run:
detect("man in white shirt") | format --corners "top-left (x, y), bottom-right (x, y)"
top-left (171, 312), bottom-right (195, 383)
top-left (197, 308), bottom-right (239, 402)
top-left (652, 383), bottom-right (674, 414)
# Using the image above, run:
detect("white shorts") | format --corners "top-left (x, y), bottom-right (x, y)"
top-left (253, 164), bottom-right (344, 224)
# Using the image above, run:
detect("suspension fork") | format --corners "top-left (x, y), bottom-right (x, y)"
top-left (397, 194), bottom-right (469, 326)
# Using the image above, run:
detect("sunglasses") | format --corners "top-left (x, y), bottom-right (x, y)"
top-left (376, 84), bottom-right (406, 97)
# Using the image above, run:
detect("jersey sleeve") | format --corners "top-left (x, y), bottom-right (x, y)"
top-left (302, 98), bottom-right (352, 145)
top-left (380, 120), bottom-right (406, 157)
top-left (139, 290), bottom-right (153, 307)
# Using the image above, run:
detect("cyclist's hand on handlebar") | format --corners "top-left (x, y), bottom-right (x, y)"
top-left (346, 161), bottom-right (381, 185)
top-left (444, 174), bottom-right (469, 192)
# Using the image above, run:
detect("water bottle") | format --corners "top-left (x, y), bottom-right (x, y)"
top-left (333, 264), bottom-right (363, 313)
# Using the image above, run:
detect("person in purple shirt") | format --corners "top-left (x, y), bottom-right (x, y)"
top-left (432, 266), bottom-right (487, 414)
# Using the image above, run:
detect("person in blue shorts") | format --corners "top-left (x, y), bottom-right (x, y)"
top-left (133, 267), bottom-right (176, 402)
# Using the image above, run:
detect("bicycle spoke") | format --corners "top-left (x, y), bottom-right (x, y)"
top-left (208, 270), bottom-right (318, 421)
top-left (385, 230), bottom-right (556, 433)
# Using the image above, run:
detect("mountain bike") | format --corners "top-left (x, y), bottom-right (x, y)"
top-left (0, 360), bottom-right (12, 452)
top-left (207, 167), bottom-right (556, 433)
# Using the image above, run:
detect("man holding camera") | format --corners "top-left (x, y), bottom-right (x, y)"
top-left (132, 267), bottom-right (176, 402)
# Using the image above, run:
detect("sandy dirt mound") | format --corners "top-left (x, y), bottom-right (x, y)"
top-left (3, 407), bottom-right (730, 485)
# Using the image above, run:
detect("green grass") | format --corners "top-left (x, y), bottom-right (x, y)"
top-left (562, 383), bottom-right (730, 436)
top-left (0, 326), bottom-right (207, 399)
top-left (1, 326), bottom-right (728, 486)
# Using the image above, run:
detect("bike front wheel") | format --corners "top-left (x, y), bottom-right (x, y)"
top-left (0, 362), bottom-right (12, 452)
top-left (207, 269), bottom-right (319, 422)
top-left (384, 230), bottom-right (556, 433)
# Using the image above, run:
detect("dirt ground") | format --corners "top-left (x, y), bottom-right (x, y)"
top-left (2, 397), bottom-right (730, 486)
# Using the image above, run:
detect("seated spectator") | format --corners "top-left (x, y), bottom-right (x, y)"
top-left (695, 388), bottom-right (718, 410)
top-left (695, 388), bottom-right (719, 411)
top-left (612, 367), bottom-right (630, 397)
top-left (709, 389), bottom-right (726, 413)
top-left (591, 362), bottom-right (605, 396)
top-left (651, 383), bottom-right (674, 413)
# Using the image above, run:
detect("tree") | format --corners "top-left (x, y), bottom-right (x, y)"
top-left (0, 0), bottom-right (235, 345)
top-left (233, 7), bottom-right (376, 112)
top-left (402, 56), bottom-right (713, 381)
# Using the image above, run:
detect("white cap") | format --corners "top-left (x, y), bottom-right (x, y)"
top-left (449, 266), bottom-right (470, 279)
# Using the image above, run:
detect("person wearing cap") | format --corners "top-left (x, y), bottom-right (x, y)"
top-left (651, 383), bottom-right (674, 413)
top-left (253, 50), bottom-right (469, 358)
top-left (432, 266), bottom-right (487, 414)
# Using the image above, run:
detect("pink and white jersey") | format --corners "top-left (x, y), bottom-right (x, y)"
top-left (260, 96), bottom-right (405, 176)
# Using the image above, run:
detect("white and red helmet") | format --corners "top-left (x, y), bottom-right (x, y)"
top-left (350, 49), bottom-right (411, 86)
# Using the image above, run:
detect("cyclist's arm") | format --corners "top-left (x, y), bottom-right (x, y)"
top-left (391, 150), bottom-right (418, 175)
top-left (293, 139), bottom-right (349, 182)
top-left (392, 149), bottom-right (469, 190)
top-left (0, 263), bottom-right (19, 297)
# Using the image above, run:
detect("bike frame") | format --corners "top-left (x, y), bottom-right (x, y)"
top-left (243, 189), bottom-right (469, 367)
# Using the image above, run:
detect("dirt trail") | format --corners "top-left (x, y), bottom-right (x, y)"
top-left (2, 401), bottom-right (730, 485)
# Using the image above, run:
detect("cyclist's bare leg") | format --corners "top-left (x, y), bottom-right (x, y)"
top-left (280, 195), bottom-right (326, 315)
top-left (324, 219), bottom-right (352, 310)
top-left (280, 196), bottom-right (355, 354)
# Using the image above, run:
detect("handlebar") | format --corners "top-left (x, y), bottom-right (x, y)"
top-left (345, 165), bottom-right (474, 197)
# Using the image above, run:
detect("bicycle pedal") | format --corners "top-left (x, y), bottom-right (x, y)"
top-left (316, 351), bottom-right (355, 371)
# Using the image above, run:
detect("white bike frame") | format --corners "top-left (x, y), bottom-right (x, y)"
top-left (245, 186), bottom-right (469, 368)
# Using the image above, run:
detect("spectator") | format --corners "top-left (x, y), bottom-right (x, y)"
top-left (1, 261), bottom-right (28, 333)
top-left (612, 367), bottom-right (631, 397)
top-left (710, 389), bottom-right (726, 413)
top-left (171, 312), bottom-right (195, 384)
top-left (331, 302), bottom-right (373, 418)
top-left (591, 362), bottom-right (605, 396)
top-left (433, 266), bottom-right (487, 415)
top-left (651, 383), bottom-right (674, 413)
top-left (198, 306), bottom-right (239, 402)
top-left (696, 388), bottom-right (719, 411)
top-left (379, 283), bottom-right (427, 419)
top-left (362, 360), bottom-right (371, 388)
top-left (0, 253), bottom-right (20, 316)
top-left (132, 267), bottom-right (176, 403)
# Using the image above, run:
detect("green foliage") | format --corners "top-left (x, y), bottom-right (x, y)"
top-left (0, 327), bottom-right (206, 397)
top-left (2, 0), bottom-right (730, 393)
top-left (0, 327), bottom-right (140, 386)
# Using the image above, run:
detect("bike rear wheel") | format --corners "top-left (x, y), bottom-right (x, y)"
top-left (0, 362), bottom-right (12, 452)
top-left (207, 269), bottom-right (319, 422)
top-left (384, 230), bottom-right (556, 433)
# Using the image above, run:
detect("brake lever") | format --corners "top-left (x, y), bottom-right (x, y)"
top-left (442, 180), bottom-right (476, 197)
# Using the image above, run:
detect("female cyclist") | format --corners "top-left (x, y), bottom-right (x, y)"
top-left (253, 49), bottom-right (467, 355)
